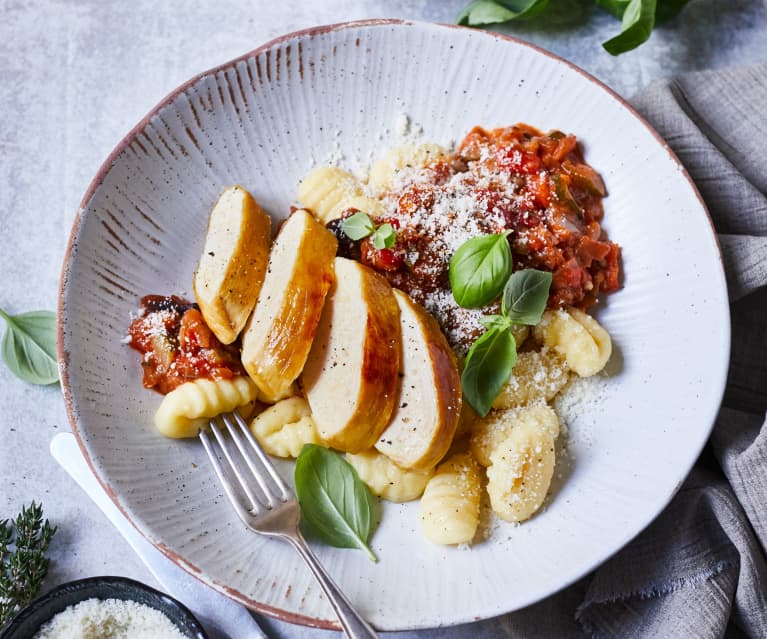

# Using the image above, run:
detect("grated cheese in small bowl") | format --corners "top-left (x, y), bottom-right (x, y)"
top-left (1, 577), bottom-right (206, 639)
top-left (32, 598), bottom-right (187, 639)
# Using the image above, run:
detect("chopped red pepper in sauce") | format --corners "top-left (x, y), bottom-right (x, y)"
top-left (127, 295), bottom-right (244, 394)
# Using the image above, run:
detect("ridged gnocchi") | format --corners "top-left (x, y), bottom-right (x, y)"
top-left (298, 166), bottom-right (383, 223)
top-left (534, 308), bottom-right (612, 377)
top-left (250, 397), bottom-right (325, 458)
top-left (346, 450), bottom-right (433, 502)
top-left (486, 420), bottom-right (555, 523)
top-left (470, 405), bottom-right (560, 467)
top-left (419, 452), bottom-right (482, 545)
top-left (367, 143), bottom-right (448, 193)
top-left (492, 348), bottom-right (569, 409)
top-left (154, 376), bottom-right (257, 439)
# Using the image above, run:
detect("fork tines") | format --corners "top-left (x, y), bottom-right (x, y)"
top-left (199, 411), bottom-right (292, 521)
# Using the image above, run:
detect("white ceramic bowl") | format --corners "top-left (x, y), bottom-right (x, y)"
top-left (58, 20), bottom-right (730, 630)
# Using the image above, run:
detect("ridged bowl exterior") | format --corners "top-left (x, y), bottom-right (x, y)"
top-left (58, 20), bottom-right (730, 630)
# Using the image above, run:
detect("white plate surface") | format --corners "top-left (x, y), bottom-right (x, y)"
top-left (58, 20), bottom-right (730, 630)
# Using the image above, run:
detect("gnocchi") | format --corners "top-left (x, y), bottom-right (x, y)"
top-left (492, 348), bottom-right (569, 409)
top-left (534, 308), bottom-right (612, 377)
top-left (367, 143), bottom-right (448, 193)
top-left (419, 452), bottom-right (482, 545)
top-left (346, 450), bottom-right (433, 502)
top-left (298, 166), bottom-right (383, 223)
top-left (250, 397), bottom-right (325, 458)
top-left (154, 377), bottom-right (257, 439)
top-left (486, 420), bottom-right (556, 523)
top-left (470, 404), bottom-right (560, 467)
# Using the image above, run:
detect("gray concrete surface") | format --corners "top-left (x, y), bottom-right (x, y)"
top-left (1, 1), bottom-right (765, 637)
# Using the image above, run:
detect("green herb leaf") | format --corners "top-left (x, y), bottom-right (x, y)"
top-left (371, 223), bottom-right (396, 250)
top-left (0, 502), bottom-right (57, 626)
top-left (595, 0), bottom-right (630, 18)
top-left (449, 232), bottom-right (513, 309)
top-left (458, 0), bottom-right (550, 25)
top-left (459, 0), bottom-right (678, 54)
top-left (461, 325), bottom-right (517, 417)
top-left (602, 0), bottom-right (656, 55)
top-left (340, 211), bottom-right (376, 241)
top-left (478, 314), bottom-right (513, 330)
top-left (654, 0), bottom-right (689, 23)
top-left (0, 309), bottom-right (58, 385)
top-left (295, 444), bottom-right (377, 562)
top-left (502, 269), bottom-right (553, 325)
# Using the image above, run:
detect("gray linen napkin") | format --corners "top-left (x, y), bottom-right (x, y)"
top-left (260, 65), bottom-right (767, 639)
top-left (559, 64), bottom-right (767, 639)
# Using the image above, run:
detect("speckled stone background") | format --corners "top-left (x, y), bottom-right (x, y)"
top-left (1, 1), bottom-right (766, 637)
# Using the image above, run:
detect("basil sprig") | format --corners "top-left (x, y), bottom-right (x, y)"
top-left (457, 0), bottom-right (690, 55)
top-left (371, 223), bottom-right (396, 249)
top-left (461, 326), bottom-right (517, 417)
top-left (341, 211), bottom-right (397, 250)
top-left (294, 444), bottom-right (377, 562)
top-left (449, 231), bottom-right (513, 308)
top-left (450, 233), bottom-right (553, 415)
top-left (502, 269), bottom-right (553, 324)
top-left (341, 211), bottom-right (376, 240)
top-left (600, 0), bottom-right (656, 55)
top-left (0, 308), bottom-right (58, 385)
top-left (457, 0), bottom-right (551, 26)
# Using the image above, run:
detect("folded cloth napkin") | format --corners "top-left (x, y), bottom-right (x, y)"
top-left (475, 63), bottom-right (767, 639)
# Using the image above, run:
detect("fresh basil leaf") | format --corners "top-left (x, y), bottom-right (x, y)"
top-left (341, 211), bottom-right (376, 241)
top-left (502, 269), bottom-right (553, 325)
top-left (595, 0), bottom-right (630, 18)
top-left (449, 232), bottom-right (513, 309)
top-left (0, 309), bottom-right (58, 385)
top-left (461, 326), bottom-right (517, 417)
top-left (458, 0), bottom-right (516, 25)
top-left (654, 0), bottom-right (689, 23)
top-left (479, 314), bottom-right (512, 330)
top-left (458, 0), bottom-right (550, 25)
top-left (294, 444), bottom-right (377, 562)
top-left (371, 223), bottom-right (396, 250)
top-left (602, 0), bottom-right (656, 55)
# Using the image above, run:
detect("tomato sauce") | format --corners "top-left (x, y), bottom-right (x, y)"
top-left (127, 295), bottom-right (244, 394)
top-left (330, 124), bottom-right (620, 351)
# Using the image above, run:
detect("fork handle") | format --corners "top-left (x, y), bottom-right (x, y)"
top-left (286, 532), bottom-right (380, 638)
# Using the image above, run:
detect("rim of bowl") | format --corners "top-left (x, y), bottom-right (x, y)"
top-left (56, 18), bottom-right (730, 630)
top-left (0, 576), bottom-right (208, 638)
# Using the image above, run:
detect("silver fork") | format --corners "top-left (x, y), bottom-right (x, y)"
top-left (199, 410), bottom-right (379, 639)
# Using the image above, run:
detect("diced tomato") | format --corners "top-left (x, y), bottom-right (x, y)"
top-left (576, 237), bottom-right (611, 267)
top-left (398, 187), bottom-right (433, 216)
top-left (495, 145), bottom-right (542, 175)
top-left (527, 173), bottom-right (551, 208)
top-left (551, 135), bottom-right (577, 163)
top-left (360, 240), bottom-right (404, 272)
top-left (551, 258), bottom-right (592, 307)
top-left (602, 244), bottom-right (621, 292)
top-left (457, 126), bottom-right (492, 161)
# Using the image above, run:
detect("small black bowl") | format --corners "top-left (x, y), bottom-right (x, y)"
top-left (0, 576), bottom-right (208, 639)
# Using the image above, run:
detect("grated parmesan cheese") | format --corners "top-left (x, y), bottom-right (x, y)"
top-left (32, 597), bottom-right (188, 639)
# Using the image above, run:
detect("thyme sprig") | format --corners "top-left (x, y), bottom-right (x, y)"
top-left (0, 502), bottom-right (56, 627)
